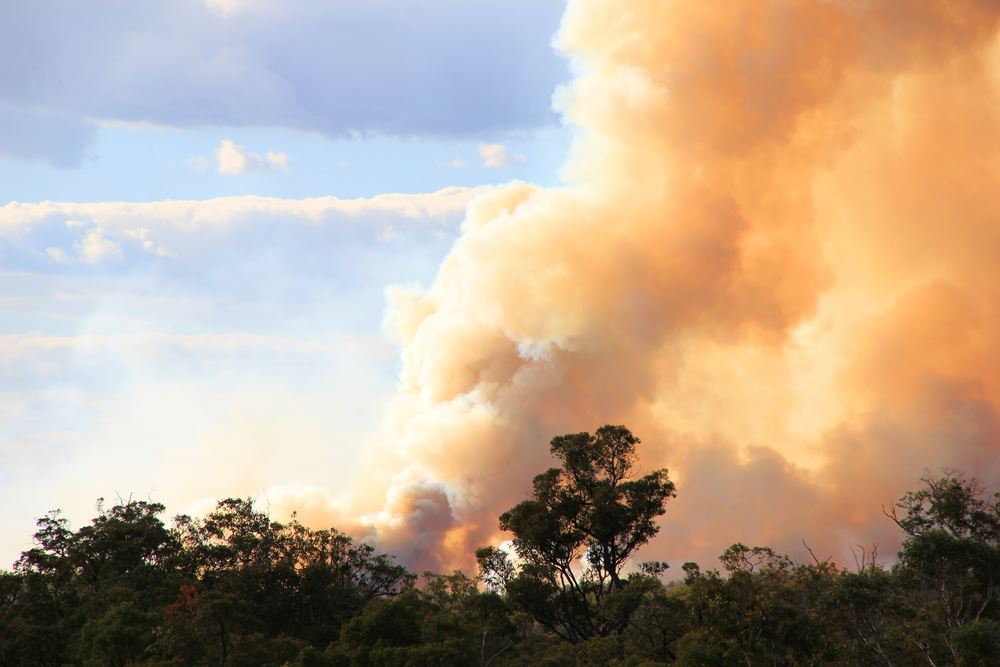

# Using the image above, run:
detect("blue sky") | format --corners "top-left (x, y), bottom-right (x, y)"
top-left (1, 125), bottom-right (572, 202)
top-left (0, 0), bottom-right (572, 564)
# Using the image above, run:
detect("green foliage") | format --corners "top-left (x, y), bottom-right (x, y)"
top-left (678, 548), bottom-right (841, 666)
top-left (77, 597), bottom-right (159, 667)
top-left (0, 496), bottom-right (411, 666)
top-left (883, 473), bottom-right (1000, 665)
top-left (485, 425), bottom-right (676, 643)
top-left (952, 619), bottom-right (1000, 666)
top-left (621, 582), bottom-right (686, 663)
top-left (2, 428), bottom-right (1000, 667)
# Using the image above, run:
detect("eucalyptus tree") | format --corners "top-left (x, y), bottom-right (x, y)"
top-left (478, 425), bottom-right (676, 642)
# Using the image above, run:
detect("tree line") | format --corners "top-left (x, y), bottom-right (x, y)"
top-left (2, 425), bottom-right (999, 666)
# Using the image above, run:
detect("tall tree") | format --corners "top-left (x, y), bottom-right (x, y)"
top-left (887, 473), bottom-right (1000, 665)
top-left (479, 425), bottom-right (676, 642)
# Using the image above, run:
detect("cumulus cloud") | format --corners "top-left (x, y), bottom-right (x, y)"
top-left (476, 143), bottom-right (525, 168)
top-left (215, 139), bottom-right (291, 175)
top-left (0, 187), bottom-right (481, 273)
top-left (350, 0), bottom-right (1000, 573)
top-left (75, 228), bottom-right (124, 264)
top-left (0, 0), bottom-right (567, 166)
top-left (189, 138), bottom-right (291, 174)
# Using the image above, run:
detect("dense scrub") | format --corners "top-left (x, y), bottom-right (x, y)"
top-left (2, 427), bottom-right (999, 666)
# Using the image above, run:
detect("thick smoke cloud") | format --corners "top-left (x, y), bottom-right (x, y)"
top-left (359, 0), bottom-right (1000, 571)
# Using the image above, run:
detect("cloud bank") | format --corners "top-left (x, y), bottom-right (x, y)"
top-left (1, 0), bottom-right (567, 166)
top-left (354, 0), bottom-right (1000, 572)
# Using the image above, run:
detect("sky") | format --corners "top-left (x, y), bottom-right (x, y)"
top-left (6, 0), bottom-right (1000, 574)
top-left (1, 0), bottom-right (570, 563)
top-left (2, 0), bottom-right (571, 200)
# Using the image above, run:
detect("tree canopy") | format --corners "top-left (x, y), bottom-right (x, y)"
top-left (479, 425), bottom-right (675, 642)
top-left (1, 428), bottom-right (999, 666)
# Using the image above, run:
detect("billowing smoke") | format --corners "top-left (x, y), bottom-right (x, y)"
top-left (352, 0), bottom-right (1000, 571)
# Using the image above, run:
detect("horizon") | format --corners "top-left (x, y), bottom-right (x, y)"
top-left (4, 0), bottom-right (1000, 580)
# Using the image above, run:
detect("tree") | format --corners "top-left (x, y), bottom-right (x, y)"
top-left (10, 499), bottom-right (181, 666)
top-left (169, 497), bottom-right (414, 651)
top-left (0, 496), bottom-right (415, 666)
top-left (479, 425), bottom-right (676, 642)
top-left (679, 544), bottom-right (840, 666)
top-left (886, 473), bottom-right (1000, 665)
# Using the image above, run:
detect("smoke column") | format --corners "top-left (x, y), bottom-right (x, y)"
top-left (347, 0), bottom-right (1000, 571)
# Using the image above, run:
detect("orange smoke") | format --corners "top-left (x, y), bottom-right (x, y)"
top-left (353, 0), bottom-right (1000, 571)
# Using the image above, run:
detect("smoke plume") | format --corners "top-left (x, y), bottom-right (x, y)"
top-left (353, 0), bottom-right (1000, 571)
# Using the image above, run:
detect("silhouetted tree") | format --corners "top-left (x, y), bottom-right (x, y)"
top-left (887, 473), bottom-right (1000, 665)
top-left (479, 425), bottom-right (676, 642)
top-left (5, 450), bottom-right (1000, 666)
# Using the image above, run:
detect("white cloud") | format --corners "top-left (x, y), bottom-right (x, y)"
top-left (0, 188), bottom-right (484, 276)
top-left (477, 143), bottom-right (526, 168)
top-left (449, 158), bottom-right (469, 169)
top-left (124, 227), bottom-right (176, 258)
top-left (75, 228), bottom-right (124, 264)
top-left (194, 139), bottom-right (291, 175)
top-left (217, 138), bottom-right (262, 174)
